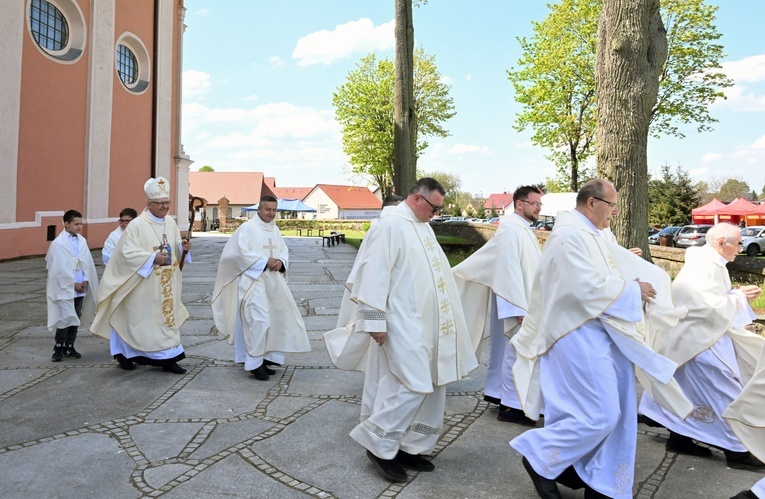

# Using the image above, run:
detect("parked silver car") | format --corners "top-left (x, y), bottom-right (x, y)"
top-left (675, 224), bottom-right (713, 248)
top-left (740, 226), bottom-right (765, 256)
top-left (648, 226), bottom-right (682, 245)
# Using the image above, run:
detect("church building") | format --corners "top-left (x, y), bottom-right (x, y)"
top-left (0, 0), bottom-right (191, 259)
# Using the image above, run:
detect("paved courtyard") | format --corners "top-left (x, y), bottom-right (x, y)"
top-left (0, 233), bottom-right (759, 498)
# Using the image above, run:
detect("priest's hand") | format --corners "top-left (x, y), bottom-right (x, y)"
top-left (154, 251), bottom-right (170, 266)
top-left (370, 332), bottom-right (386, 346)
top-left (628, 247), bottom-right (643, 257)
top-left (267, 257), bottom-right (283, 272)
top-left (182, 239), bottom-right (192, 252)
top-left (740, 285), bottom-right (762, 301)
top-left (636, 278), bottom-right (656, 302)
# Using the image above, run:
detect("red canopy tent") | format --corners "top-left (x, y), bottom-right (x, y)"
top-left (691, 197), bottom-right (765, 226)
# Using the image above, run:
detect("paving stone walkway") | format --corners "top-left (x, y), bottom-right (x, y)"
top-left (0, 233), bottom-right (758, 498)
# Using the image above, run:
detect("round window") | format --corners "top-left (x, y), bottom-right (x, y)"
top-left (27, 0), bottom-right (86, 63)
top-left (115, 33), bottom-right (151, 93)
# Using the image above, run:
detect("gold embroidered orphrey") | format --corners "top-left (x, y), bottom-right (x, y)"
top-left (156, 265), bottom-right (177, 329)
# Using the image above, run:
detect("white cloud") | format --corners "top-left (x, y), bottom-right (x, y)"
top-left (715, 55), bottom-right (765, 112)
top-left (270, 56), bottom-right (286, 69)
top-left (182, 70), bottom-right (212, 99)
top-left (440, 75), bottom-right (454, 85)
top-left (447, 143), bottom-right (493, 155)
top-left (721, 54), bottom-right (765, 83)
top-left (292, 18), bottom-right (394, 66)
top-left (716, 83), bottom-right (765, 112)
top-left (245, 94), bottom-right (259, 101)
top-left (465, 74), bottom-right (473, 81)
top-left (701, 152), bottom-right (723, 163)
top-left (195, 8), bottom-right (208, 16)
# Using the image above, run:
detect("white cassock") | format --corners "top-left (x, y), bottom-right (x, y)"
top-left (640, 245), bottom-right (765, 452)
top-left (211, 215), bottom-right (309, 371)
top-left (324, 201), bottom-right (478, 459)
top-left (510, 209), bottom-right (691, 499)
top-left (101, 226), bottom-right (124, 265)
top-left (452, 212), bottom-right (541, 410)
top-left (91, 210), bottom-right (190, 364)
top-left (46, 230), bottom-right (98, 331)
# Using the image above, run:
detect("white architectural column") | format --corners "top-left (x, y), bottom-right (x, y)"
top-left (175, 154), bottom-right (193, 228)
top-left (153, 0), bottom-right (175, 183)
top-left (0, 0), bottom-right (25, 223)
top-left (84, 0), bottom-right (116, 219)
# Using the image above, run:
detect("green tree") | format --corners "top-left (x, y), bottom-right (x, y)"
top-left (718, 177), bottom-right (750, 202)
top-left (648, 164), bottom-right (701, 226)
top-left (509, 0), bottom-right (732, 191)
top-left (198, 165), bottom-right (215, 172)
top-left (333, 49), bottom-right (455, 196)
top-left (419, 170), bottom-right (461, 206)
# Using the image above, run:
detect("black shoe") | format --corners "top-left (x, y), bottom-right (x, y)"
top-left (522, 456), bottom-right (562, 499)
top-left (116, 354), bottom-right (136, 371)
top-left (263, 365), bottom-right (276, 375)
top-left (264, 359), bottom-right (282, 367)
top-left (64, 343), bottom-right (81, 359)
top-left (498, 406), bottom-right (537, 427)
top-left (483, 395), bottom-right (501, 405)
top-left (725, 450), bottom-right (765, 471)
top-left (730, 490), bottom-right (758, 499)
top-left (584, 486), bottom-right (611, 498)
top-left (638, 414), bottom-right (664, 428)
top-left (666, 431), bottom-right (711, 457)
top-left (366, 450), bottom-right (407, 482)
top-left (162, 363), bottom-right (187, 374)
top-left (251, 364), bottom-right (270, 380)
top-left (51, 343), bottom-right (64, 362)
top-left (394, 450), bottom-right (435, 471)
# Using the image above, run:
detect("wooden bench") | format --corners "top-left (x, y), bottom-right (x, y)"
top-left (297, 228), bottom-right (324, 237)
top-left (322, 231), bottom-right (345, 247)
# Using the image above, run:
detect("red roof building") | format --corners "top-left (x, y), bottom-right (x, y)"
top-left (189, 171), bottom-right (275, 222)
top-left (484, 193), bottom-right (513, 214)
top-left (303, 184), bottom-right (382, 220)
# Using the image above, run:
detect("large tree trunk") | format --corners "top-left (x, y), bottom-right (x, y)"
top-left (595, 0), bottom-right (667, 255)
top-left (393, 0), bottom-right (416, 195)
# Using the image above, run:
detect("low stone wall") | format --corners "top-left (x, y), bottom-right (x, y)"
top-left (432, 221), bottom-right (765, 285)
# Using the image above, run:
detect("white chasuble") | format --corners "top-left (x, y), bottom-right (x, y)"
top-left (452, 213), bottom-right (541, 354)
top-left (211, 216), bottom-right (309, 357)
top-left (91, 211), bottom-right (188, 352)
top-left (324, 202), bottom-right (477, 393)
top-left (724, 345), bottom-right (765, 462)
top-left (46, 231), bottom-right (99, 331)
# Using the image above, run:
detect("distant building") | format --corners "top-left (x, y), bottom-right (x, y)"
top-left (271, 186), bottom-right (312, 200)
top-left (484, 193), bottom-right (513, 215)
top-left (0, 0), bottom-right (190, 259)
top-left (188, 171), bottom-right (274, 223)
top-left (303, 184), bottom-right (382, 220)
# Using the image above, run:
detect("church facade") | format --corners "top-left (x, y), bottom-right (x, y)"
top-left (0, 0), bottom-right (191, 260)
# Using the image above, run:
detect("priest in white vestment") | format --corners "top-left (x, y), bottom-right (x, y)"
top-left (510, 179), bottom-right (689, 499)
top-left (91, 177), bottom-right (191, 374)
top-left (369, 194), bottom-right (404, 228)
top-left (452, 185), bottom-right (543, 427)
top-left (101, 208), bottom-right (137, 265)
top-left (46, 210), bottom-right (99, 361)
top-left (324, 178), bottom-right (478, 483)
top-left (639, 223), bottom-right (765, 471)
top-left (212, 195), bottom-right (310, 381)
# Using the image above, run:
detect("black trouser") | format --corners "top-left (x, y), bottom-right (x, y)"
top-left (54, 296), bottom-right (84, 344)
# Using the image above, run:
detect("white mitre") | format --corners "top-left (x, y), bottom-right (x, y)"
top-left (144, 176), bottom-right (170, 200)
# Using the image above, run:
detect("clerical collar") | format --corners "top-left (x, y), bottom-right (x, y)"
top-left (572, 209), bottom-right (603, 236)
top-left (511, 212), bottom-right (532, 227)
top-left (146, 211), bottom-right (165, 223)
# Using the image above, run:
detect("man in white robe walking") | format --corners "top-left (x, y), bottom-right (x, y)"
top-left (101, 208), bottom-right (137, 265)
top-left (510, 179), bottom-right (686, 499)
top-left (639, 222), bottom-right (764, 471)
top-left (453, 185), bottom-right (543, 426)
top-left (212, 195), bottom-right (310, 381)
top-left (324, 178), bottom-right (478, 482)
top-left (91, 177), bottom-right (191, 374)
top-left (46, 209), bottom-right (98, 361)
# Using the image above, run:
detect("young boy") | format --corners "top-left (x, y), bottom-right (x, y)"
top-left (45, 210), bottom-right (99, 361)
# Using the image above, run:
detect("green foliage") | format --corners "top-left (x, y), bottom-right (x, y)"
top-left (198, 165), bottom-right (215, 172)
top-left (333, 49), bottom-right (455, 195)
top-left (718, 178), bottom-right (751, 202)
top-left (509, 0), bottom-right (732, 190)
top-left (648, 164), bottom-right (701, 226)
top-left (419, 169), bottom-right (462, 206)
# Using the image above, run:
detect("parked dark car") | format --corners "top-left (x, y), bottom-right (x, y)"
top-left (740, 226), bottom-right (765, 256)
top-left (675, 224), bottom-right (713, 248)
top-left (648, 226), bottom-right (682, 245)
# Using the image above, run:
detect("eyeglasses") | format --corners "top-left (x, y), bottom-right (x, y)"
top-left (119, 218), bottom-right (132, 224)
top-left (520, 200), bottom-right (543, 208)
top-left (592, 196), bottom-right (618, 210)
top-left (151, 201), bottom-right (171, 207)
top-left (420, 194), bottom-right (443, 214)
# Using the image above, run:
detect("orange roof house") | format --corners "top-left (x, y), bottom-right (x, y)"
top-left (272, 186), bottom-right (312, 200)
top-left (188, 171), bottom-right (274, 223)
top-left (303, 184), bottom-right (382, 220)
top-left (484, 193), bottom-right (513, 214)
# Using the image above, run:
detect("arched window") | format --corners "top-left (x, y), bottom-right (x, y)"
top-left (116, 44), bottom-right (138, 86)
top-left (29, 0), bottom-right (68, 51)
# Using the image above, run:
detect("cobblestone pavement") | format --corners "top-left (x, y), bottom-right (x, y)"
top-left (0, 234), bottom-right (758, 498)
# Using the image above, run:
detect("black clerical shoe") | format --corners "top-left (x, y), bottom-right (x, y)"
top-left (366, 450), bottom-right (407, 482)
top-left (52, 343), bottom-right (64, 362)
top-left (725, 450), bottom-right (765, 471)
top-left (251, 364), bottom-right (270, 380)
top-left (498, 406), bottom-right (537, 427)
top-left (483, 395), bottom-right (501, 405)
top-left (638, 414), bottom-right (664, 428)
top-left (584, 486), bottom-right (611, 498)
top-left (264, 359), bottom-right (282, 367)
top-left (730, 490), bottom-right (758, 499)
top-left (116, 354), bottom-right (135, 371)
top-left (394, 450), bottom-right (435, 471)
top-left (263, 365), bottom-right (276, 375)
top-left (162, 363), bottom-right (187, 374)
top-left (522, 456), bottom-right (562, 499)
top-left (64, 343), bottom-right (81, 359)
top-left (666, 431), bottom-right (711, 457)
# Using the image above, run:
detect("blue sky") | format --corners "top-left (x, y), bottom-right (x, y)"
top-left (181, 1), bottom-right (765, 196)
